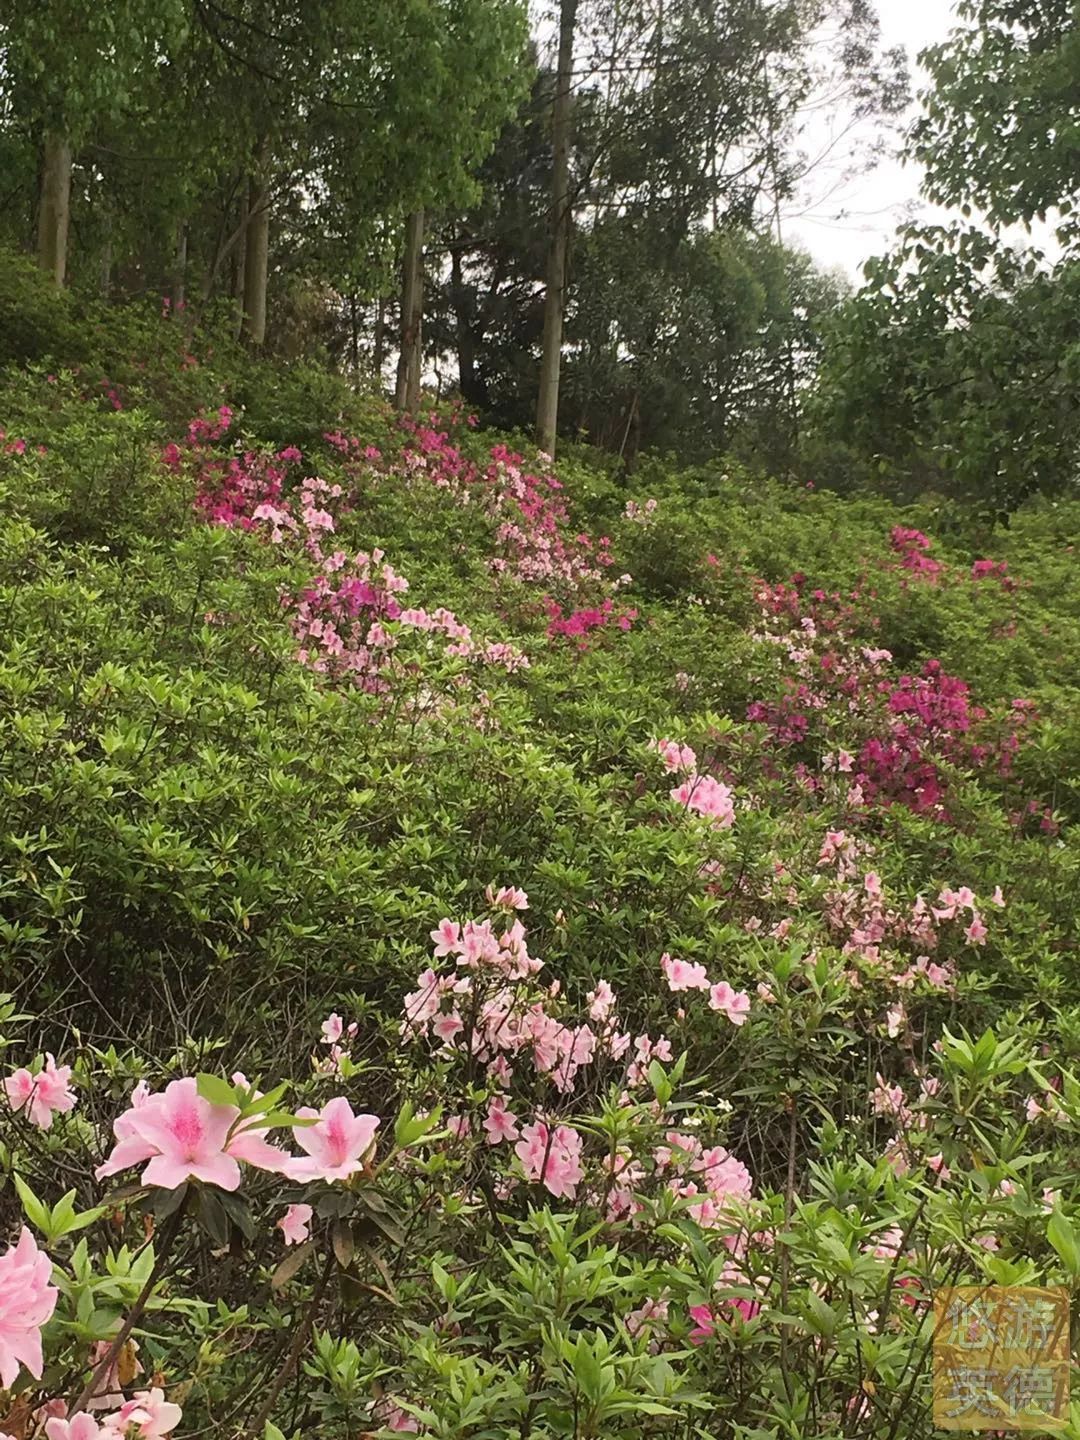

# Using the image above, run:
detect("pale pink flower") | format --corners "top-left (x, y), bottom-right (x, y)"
top-left (86, 1336), bottom-right (142, 1410)
top-left (586, 979), bottom-right (616, 1022)
top-left (321, 1014), bottom-right (344, 1044)
top-left (107, 1388), bottom-right (182, 1438)
top-left (490, 885), bottom-right (528, 910)
top-left (708, 982), bottom-right (751, 1026)
top-left (661, 954), bottom-right (710, 992)
top-left (836, 750), bottom-right (854, 772)
top-left (46, 1417), bottom-right (105, 1440)
top-left (431, 1011), bottom-right (464, 1044)
top-left (483, 1096), bottom-right (520, 1145)
top-left (515, 1121), bottom-right (583, 1198)
top-left (95, 1077), bottom-right (289, 1191)
top-left (0, 1227), bottom-right (58, 1388)
top-left (430, 919), bottom-right (461, 957)
top-left (654, 738), bottom-right (697, 773)
top-left (378, 1401), bottom-right (419, 1432)
top-left (278, 1203), bottom-right (313, 1245)
top-left (288, 1097), bottom-right (380, 1182)
top-left (964, 914), bottom-right (988, 946)
top-left (864, 872), bottom-right (882, 898)
top-left (626, 1295), bottom-right (670, 1338)
top-left (4, 1053), bottom-right (77, 1129)
top-left (671, 774), bottom-right (735, 827)
top-left (991, 885), bottom-right (1006, 907)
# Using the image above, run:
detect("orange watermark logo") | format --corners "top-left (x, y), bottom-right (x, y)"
top-left (933, 1285), bottom-right (1071, 1430)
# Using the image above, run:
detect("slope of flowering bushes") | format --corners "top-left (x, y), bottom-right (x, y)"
top-left (2, 321), bottom-right (1080, 1440)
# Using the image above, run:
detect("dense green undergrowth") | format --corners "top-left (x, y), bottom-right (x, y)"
top-left (2, 297), bottom-right (1080, 1440)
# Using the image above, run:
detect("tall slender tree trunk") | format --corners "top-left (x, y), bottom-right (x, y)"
top-left (535, 0), bottom-right (577, 457)
top-left (172, 224), bottom-right (188, 310)
top-left (394, 208), bottom-right (425, 413)
top-left (349, 291), bottom-right (360, 376)
top-left (37, 132), bottom-right (72, 287)
top-left (373, 295), bottom-right (387, 382)
top-left (241, 166), bottom-right (270, 348)
top-left (451, 243), bottom-right (482, 408)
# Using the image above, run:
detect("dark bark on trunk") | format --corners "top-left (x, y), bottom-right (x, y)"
top-left (241, 170), bottom-right (270, 347)
top-left (373, 295), bottom-right (387, 382)
top-left (394, 208), bottom-right (425, 413)
top-left (450, 244), bottom-right (484, 408)
top-left (37, 132), bottom-right (72, 287)
top-left (172, 225), bottom-right (188, 310)
top-left (535, 0), bottom-right (577, 456)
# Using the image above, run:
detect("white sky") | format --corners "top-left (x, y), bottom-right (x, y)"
top-left (782, 0), bottom-right (958, 279)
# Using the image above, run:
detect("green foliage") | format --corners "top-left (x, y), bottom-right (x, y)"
top-left (811, 226), bottom-right (1080, 515)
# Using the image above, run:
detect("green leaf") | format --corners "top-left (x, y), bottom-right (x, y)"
top-left (1047, 1209), bottom-right (1080, 1276)
top-left (197, 1073), bottom-right (238, 1108)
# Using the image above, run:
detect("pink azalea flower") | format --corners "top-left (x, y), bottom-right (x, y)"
top-left (0, 1227), bottom-right (58, 1388)
top-left (708, 982), bottom-right (751, 1026)
top-left (95, 1077), bottom-right (289, 1191)
top-left (288, 1097), bottom-right (380, 1182)
top-left (430, 919), bottom-right (461, 957)
top-left (107, 1388), bottom-right (182, 1438)
top-left (515, 1121), bottom-right (583, 1199)
top-left (4, 1054), bottom-right (77, 1129)
top-left (278, 1203), bottom-right (313, 1245)
top-left (483, 1096), bottom-right (520, 1145)
top-left (86, 1336), bottom-right (142, 1410)
top-left (431, 1011), bottom-right (464, 1044)
top-left (661, 953), bottom-right (710, 992)
top-left (491, 885), bottom-right (528, 910)
top-left (687, 1304), bottom-right (716, 1344)
top-left (670, 774), bottom-right (735, 827)
top-left (964, 914), bottom-right (988, 946)
top-left (321, 1014), bottom-right (344, 1044)
top-left (45, 1417), bottom-right (106, 1440)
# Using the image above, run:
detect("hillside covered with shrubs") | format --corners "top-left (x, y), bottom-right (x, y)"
top-left (2, 272), bottom-right (1080, 1439)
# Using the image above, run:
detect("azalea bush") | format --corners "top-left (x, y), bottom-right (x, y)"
top-left (2, 318), bottom-right (1080, 1438)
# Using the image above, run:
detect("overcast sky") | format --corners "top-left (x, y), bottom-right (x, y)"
top-left (782, 0), bottom-right (958, 279)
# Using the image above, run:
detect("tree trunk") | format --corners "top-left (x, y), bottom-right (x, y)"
top-left (373, 295), bottom-right (387, 382)
top-left (451, 244), bottom-right (484, 409)
top-left (535, 0), bottom-right (577, 457)
top-left (241, 171), bottom-right (270, 347)
top-left (172, 225), bottom-right (188, 310)
top-left (37, 132), bottom-right (72, 287)
top-left (349, 291), bottom-right (359, 376)
top-left (394, 209), bottom-right (425, 413)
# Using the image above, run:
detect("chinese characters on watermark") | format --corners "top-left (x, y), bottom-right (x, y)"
top-left (933, 1285), bottom-right (1070, 1430)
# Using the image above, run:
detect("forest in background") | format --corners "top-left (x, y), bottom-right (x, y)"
top-left (3, 0), bottom-right (1079, 515)
top-left (2, 5), bottom-right (1080, 1440)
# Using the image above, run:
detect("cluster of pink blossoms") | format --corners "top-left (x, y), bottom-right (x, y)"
top-left (669, 773), bottom-right (736, 827)
top-left (660, 955), bottom-right (750, 1026)
top-left (654, 735), bottom-right (736, 826)
top-left (743, 564), bottom-right (1033, 819)
top-left (4, 1054), bottom-right (77, 1129)
top-left (0, 1230), bottom-right (181, 1435)
top-left (169, 411), bottom-right (529, 694)
top-left (394, 416), bottom-right (634, 650)
top-left (95, 1077), bottom-right (379, 1191)
top-left (36, 1389), bottom-right (182, 1440)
